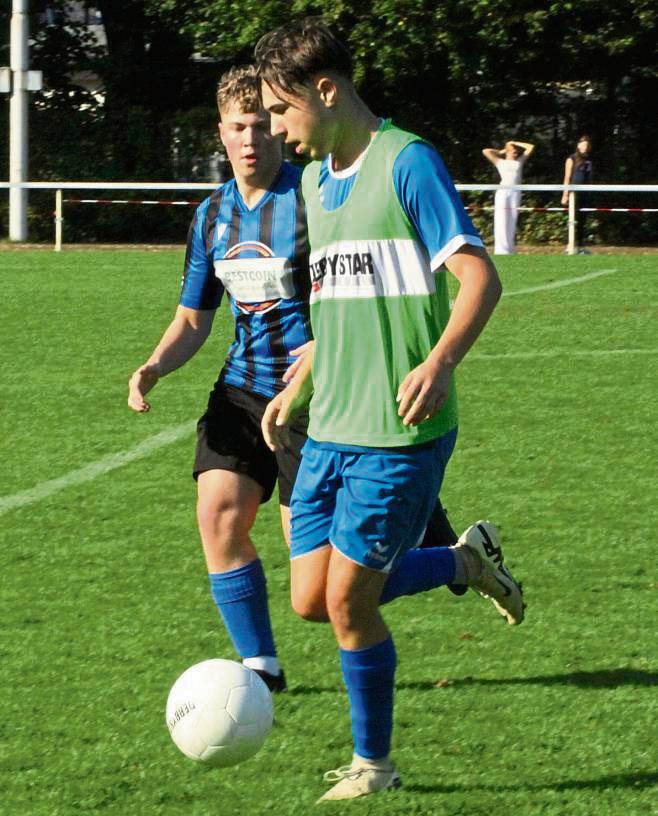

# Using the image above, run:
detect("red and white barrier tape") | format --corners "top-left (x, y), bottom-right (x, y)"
top-left (465, 205), bottom-right (658, 214)
top-left (63, 198), bottom-right (201, 206)
top-left (61, 199), bottom-right (658, 214)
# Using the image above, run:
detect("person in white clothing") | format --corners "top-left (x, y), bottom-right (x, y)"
top-left (482, 140), bottom-right (535, 255)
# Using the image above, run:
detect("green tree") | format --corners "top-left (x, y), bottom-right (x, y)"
top-left (3, 0), bottom-right (656, 242)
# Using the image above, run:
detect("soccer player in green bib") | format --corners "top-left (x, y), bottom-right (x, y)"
top-left (256, 19), bottom-right (524, 801)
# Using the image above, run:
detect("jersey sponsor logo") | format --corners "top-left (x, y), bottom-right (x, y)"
top-left (310, 251), bottom-right (375, 291)
top-left (308, 238), bottom-right (435, 301)
top-left (215, 240), bottom-right (295, 314)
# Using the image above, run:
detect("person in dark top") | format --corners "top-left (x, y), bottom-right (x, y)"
top-left (562, 135), bottom-right (594, 253)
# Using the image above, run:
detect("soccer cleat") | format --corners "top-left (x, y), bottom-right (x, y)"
top-left (253, 668), bottom-right (287, 693)
top-left (456, 521), bottom-right (525, 625)
top-left (317, 759), bottom-right (401, 802)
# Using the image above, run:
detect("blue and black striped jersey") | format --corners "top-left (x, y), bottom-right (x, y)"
top-left (180, 161), bottom-right (311, 398)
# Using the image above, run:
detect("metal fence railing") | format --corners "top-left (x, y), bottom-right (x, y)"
top-left (2, 181), bottom-right (658, 253)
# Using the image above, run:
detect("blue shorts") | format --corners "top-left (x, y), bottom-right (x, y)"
top-left (289, 428), bottom-right (458, 573)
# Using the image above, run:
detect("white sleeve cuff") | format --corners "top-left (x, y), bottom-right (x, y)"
top-left (430, 234), bottom-right (484, 271)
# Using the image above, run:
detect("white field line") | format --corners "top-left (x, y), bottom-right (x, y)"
top-left (0, 421), bottom-right (195, 517)
top-left (470, 348), bottom-right (657, 361)
top-left (0, 267), bottom-right (637, 516)
top-left (448, 267), bottom-right (619, 308)
top-left (502, 267), bottom-right (618, 297)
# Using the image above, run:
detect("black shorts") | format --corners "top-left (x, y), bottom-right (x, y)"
top-left (193, 381), bottom-right (308, 506)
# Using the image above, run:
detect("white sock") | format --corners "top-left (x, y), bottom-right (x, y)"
top-left (353, 753), bottom-right (393, 770)
top-left (243, 656), bottom-right (281, 676)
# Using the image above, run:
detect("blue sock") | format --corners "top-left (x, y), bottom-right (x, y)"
top-left (340, 637), bottom-right (396, 759)
top-left (209, 559), bottom-right (276, 658)
top-left (380, 547), bottom-right (456, 605)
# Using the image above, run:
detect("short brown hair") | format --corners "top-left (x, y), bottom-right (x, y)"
top-left (254, 17), bottom-right (352, 96)
top-left (216, 65), bottom-right (261, 117)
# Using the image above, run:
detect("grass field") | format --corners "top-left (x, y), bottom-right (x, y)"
top-left (1, 250), bottom-right (656, 816)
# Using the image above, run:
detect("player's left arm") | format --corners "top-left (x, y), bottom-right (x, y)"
top-left (393, 141), bottom-right (502, 426)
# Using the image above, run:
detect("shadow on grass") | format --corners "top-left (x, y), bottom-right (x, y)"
top-left (288, 684), bottom-right (342, 696)
top-left (285, 669), bottom-right (656, 697)
top-left (405, 769), bottom-right (658, 795)
top-left (399, 668), bottom-right (657, 691)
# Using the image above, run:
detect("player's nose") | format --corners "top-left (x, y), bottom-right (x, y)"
top-left (270, 116), bottom-right (286, 138)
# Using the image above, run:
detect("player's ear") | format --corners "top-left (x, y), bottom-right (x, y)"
top-left (316, 76), bottom-right (338, 108)
top-left (218, 121), bottom-right (227, 147)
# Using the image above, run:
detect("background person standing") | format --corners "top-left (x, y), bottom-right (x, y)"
top-left (482, 140), bottom-right (535, 255)
top-left (562, 135), bottom-right (594, 253)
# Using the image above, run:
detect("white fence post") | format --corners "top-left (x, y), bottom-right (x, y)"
top-left (567, 191), bottom-right (577, 255)
top-left (54, 188), bottom-right (62, 251)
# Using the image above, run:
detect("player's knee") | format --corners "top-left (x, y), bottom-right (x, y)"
top-left (196, 496), bottom-right (250, 546)
top-left (291, 586), bottom-right (328, 622)
top-left (325, 588), bottom-right (358, 632)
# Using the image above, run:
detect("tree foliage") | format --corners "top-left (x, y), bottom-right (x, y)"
top-left (158, 0), bottom-right (657, 181)
top-left (1, 0), bottom-right (656, 242)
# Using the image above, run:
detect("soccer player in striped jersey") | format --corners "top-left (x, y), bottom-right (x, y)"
top-left (257, 20), bottom-right (524, 800)
top-left (127, 66), bottom-right (311, 691)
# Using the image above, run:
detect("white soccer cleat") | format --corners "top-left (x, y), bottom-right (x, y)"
top-left (457, 520), bottom-right (525, 625)
top-left (317, 757), bottom-right (401, 802)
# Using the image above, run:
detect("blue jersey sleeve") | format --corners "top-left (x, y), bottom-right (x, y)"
top-left (179, 199), bottom-right (224, 310)
top-left (393, 142), bottom-right (483, 270)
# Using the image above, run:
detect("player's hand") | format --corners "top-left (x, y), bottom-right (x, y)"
top-left (561, 194), bottom-right (568, 206)
top-left (283, 341), bottom-right (314, 383)
top-left (261, 390), bottom-right (290, 452)
top-left (128, 362), bottom-right (161, 412)
top-left (396, 360), bottom-right (452, 426)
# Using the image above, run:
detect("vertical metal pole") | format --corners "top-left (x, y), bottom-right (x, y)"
top-left (9, 0), bottom-right (29, 241)
top-left (55, 188), bottom-right (62, 251)
top-left (567, 191), bottom-right (576, 255)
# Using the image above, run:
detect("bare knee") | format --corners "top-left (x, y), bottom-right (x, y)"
top-left (325, 588), bottom-right (360, 633)
top-left (290, 547), bottom-right (332, 622)
top-left (291, 585), bottom-right (329, 622)
top-left (326, 584), bottom-right (384, 637)
top-left (195, 477), bottom-right (260, 571)
top-left (196, 493), bottom-right (244, 543)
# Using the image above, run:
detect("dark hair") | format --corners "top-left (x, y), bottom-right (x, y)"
top-left (216, 65), bottom-right (261, 117)
top-left (572, 134), bottom-right (592, 167)
top-left (254, 17), bottom-right (353, 96)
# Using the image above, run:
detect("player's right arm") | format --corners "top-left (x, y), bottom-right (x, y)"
top-left (262, 344), bottom-right (314, 451)
top-left (282, 340), bottom-right (315, 383)
top-left (128, 197), bottom-right (222, 413)
top-left (128, 306), bottom-right (216, 412)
